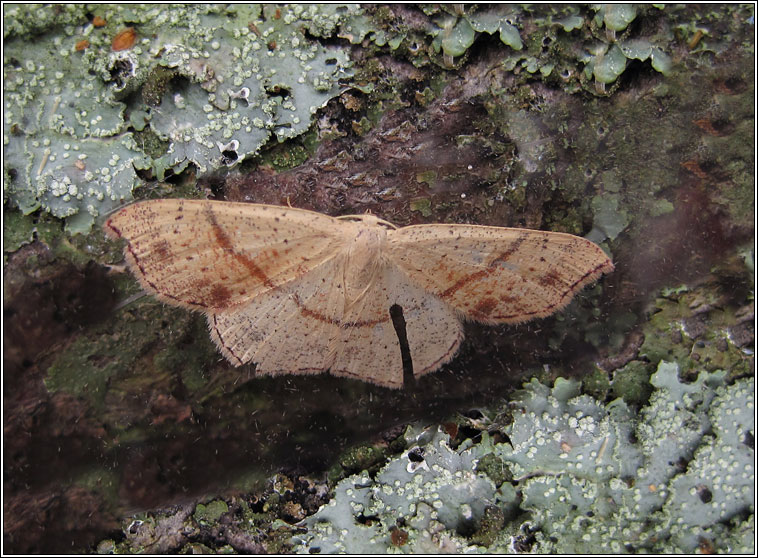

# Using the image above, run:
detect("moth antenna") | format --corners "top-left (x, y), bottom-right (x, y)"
top-left (113, 290), bottom-right (149, 311)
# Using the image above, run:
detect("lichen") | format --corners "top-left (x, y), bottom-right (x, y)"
top-left (292, 424), bottom-right (505, 553)
top-left (290, 363), bottom-right (754, 554)
top-left (147, 5), bottom-right (354, 175)
top-left (3, 4), bottom-right (355, 232)
top-left (3, 36), bottom-right (149, 232)
top-left (640, 283), bottom-right (754, 382)
top-left (357, 4), bottom-right (675, 88)
top-left (5, 5), bottom-right (753, 554)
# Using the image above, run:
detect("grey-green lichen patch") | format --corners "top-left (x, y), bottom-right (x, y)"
top-left (3, 4), bottom-right (355, 232)
top-left (598, 4), bottom-right (639, 33)
top-left (148, 4), bottom-right (354, 175)
top-left (498, 364), bottom-right (752, 554)
top-left (3, 33), bottom-right (149, 232)
top-left (659, 374), bottom-right (754, 552)
top-left (376, 4), bottom-right (676, 89)
top-left (2, 4), bottom-right (91, 39)
top-left (587, 192), bottom-right (631, 244)
top-left (292, 424), bottom-right (504, 553)
top-left (290, 364), bottom-right (753, 553)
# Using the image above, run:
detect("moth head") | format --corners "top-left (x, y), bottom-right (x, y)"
top-left (337, 213), bottom-right (397, 231)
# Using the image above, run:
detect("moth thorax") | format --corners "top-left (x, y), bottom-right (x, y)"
top-left (343, 225), bottom-right (387, 306)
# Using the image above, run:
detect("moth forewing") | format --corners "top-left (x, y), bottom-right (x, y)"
top-left (104, 199), bottom-right (347, 311)
top-left (386, 224), bottom-right (614, 324)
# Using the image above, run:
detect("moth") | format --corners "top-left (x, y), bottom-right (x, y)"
top-left (105, 199), bottom-right (613, 388)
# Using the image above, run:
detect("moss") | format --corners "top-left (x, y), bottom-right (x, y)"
top-left (44, 304), bottom-right (206, 413)
top-left (350, 116), bottom-right (373, 137)
top-left (73, 468), bottom-right (121, 509)
top-left (409, 197), bottom-right (433, 217)
top-left (474, 452), bottom-right (512, 486)
top-left (141, 66), bottom-right (176, 108)
top-left (649, 198), bottom-right (675, 217)
top-left (640, 284), bottom-right (753, 382)
top-left (132, 127), bottom-right (170, 161)
top-left (45, 334), bottom-right (127, 410)
top-left (470, 505), bottom-right (506, 547)
top-left (194, 499), bottom-right (229, 525)
top-left (582, 366), bottom-right (612, 400)
top-left (3, 208), bottom-right (36, 253)
top-left (264, 143), bottom-right (310, 171)
top-left (610, 360), bottom-right (654, 406)
top-left (413, 86), bottom-right (436, 107)
top-left (338, 444), bottom-right (386, 475)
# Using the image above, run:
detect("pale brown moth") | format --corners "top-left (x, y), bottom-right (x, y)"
top-left (105, 199), bottom-right (613, 388)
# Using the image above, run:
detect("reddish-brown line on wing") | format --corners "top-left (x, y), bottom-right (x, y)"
top-left (107, 213), bottom-right (248, 309)
top-left (439, 232), bottom-right (528, 300)
top-left (490, 260), bottom-right (612, 320)
top-left (292, 293), bottom-right (390, 328)
top-left (204, 206), bottom-right (390, 330)
top-left (204, 204), bottom-right (276, 291)
top-left (104, 219), bottom-right (122, 238)
top-left (211, 314), bottom-right (244, 364)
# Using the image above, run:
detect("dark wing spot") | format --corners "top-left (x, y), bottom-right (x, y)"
top-left (472, 297), bottom-right (498, 318)
top-left (537, 269), bottom-right (564, 290)
top-left (153, 240), bottom-right (171, 260)
top-left (209, 284), bottom-right (232, 308)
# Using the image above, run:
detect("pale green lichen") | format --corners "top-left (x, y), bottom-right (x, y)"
top-left (498, 23), bottom-right (523, 51)
top-left (292, 424), bottom-right (505, 553)
top-left (291, 363), bottom-right (754, 554)
top-left (587, 194), bottom-right (630, 243)
top-left (433, 7), bottom-right (523, 59)
top-left (600, 4), bottom-right (639, 32)
top-left (397, 4), bottom-right (674, 86)
top-left (147, 4), bottom-right (354, 175)
top-left (3, 29), bottom-right (149, 232)
top-left (592, 44), bottom-right (628, 84)
top-left (3, 4), bottom-right (355, 232)
top-left (438, 16), bottom-right (476, 58)
top-left (492, 365), bottom-right (752, 554)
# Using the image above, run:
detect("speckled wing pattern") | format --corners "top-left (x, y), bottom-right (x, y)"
top-left (104, 199), bottom-right (345, 310)
top-left (328, 263), bottom-right (464, 387)
top-left (105, 199), bottom-right (613, 388)
top-left (386, 225), bottom-right (614, 324)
